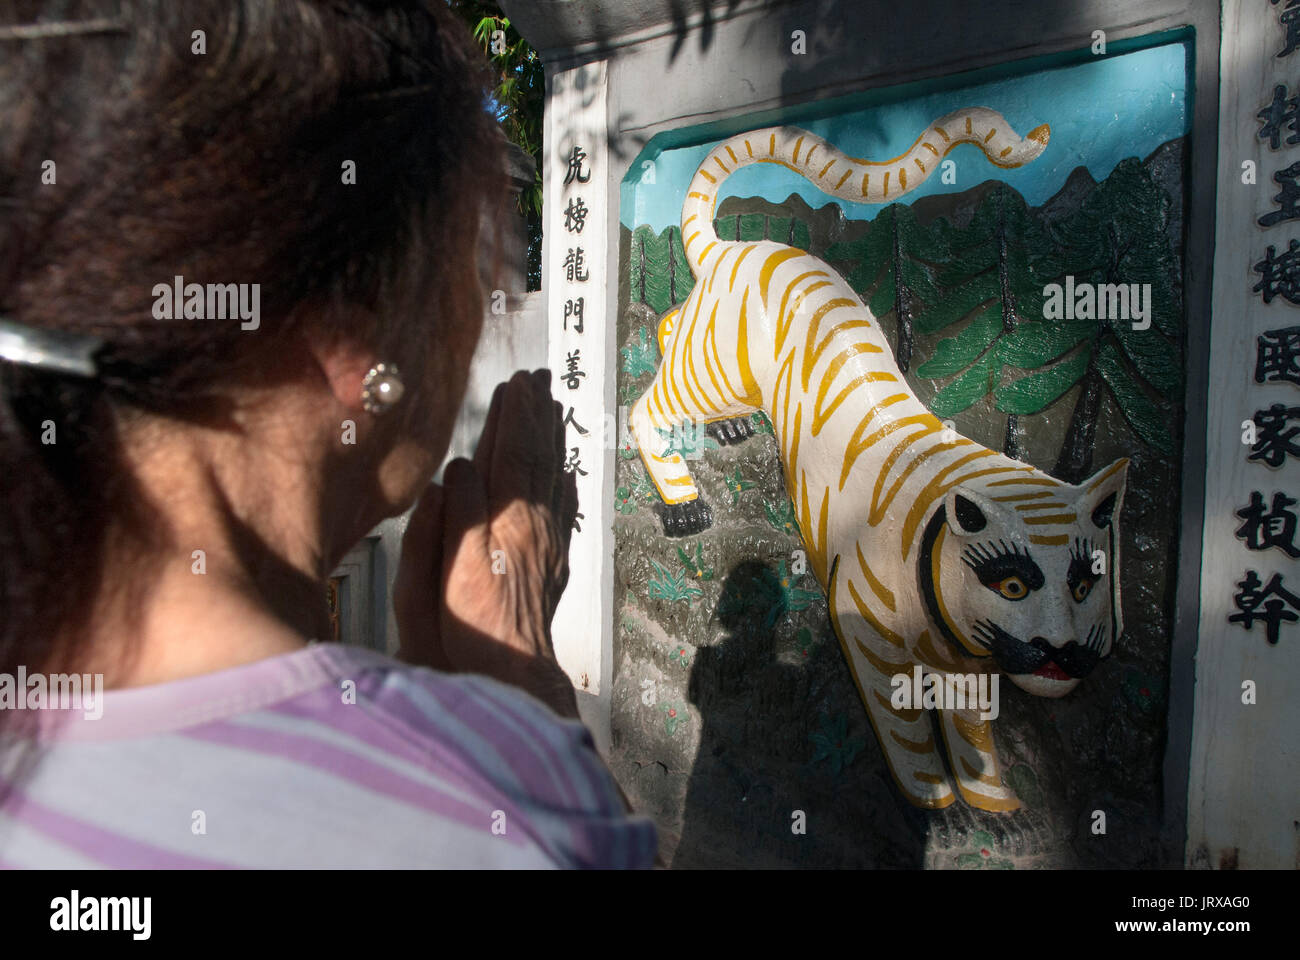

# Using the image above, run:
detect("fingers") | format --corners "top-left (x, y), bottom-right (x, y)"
top-left (441, 457), bottom-right (491, 568)
top-left (400, 481), bottom-right (445, 588)
top-left (529, 369), bottom-right (557, 504)
top-left (473, 381), bottom-right (507, 489)
top-left (488, 370), bottom-right (557, 511)
top-left (394, 482), bottom-right (451, 670)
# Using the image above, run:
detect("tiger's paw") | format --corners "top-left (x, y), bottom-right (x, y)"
top-left (705, 416), bottom-right (754, 447)
top-left (921, 804), bottom-right (1059, 869)
top-left (657, 497), bottom-right (714, 537)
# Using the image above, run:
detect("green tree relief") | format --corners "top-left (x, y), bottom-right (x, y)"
top-left (825, 204), bottom-right (950, 374)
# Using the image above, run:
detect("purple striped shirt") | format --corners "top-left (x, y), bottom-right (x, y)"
top-left (0, 644), bottom-right (656, 869)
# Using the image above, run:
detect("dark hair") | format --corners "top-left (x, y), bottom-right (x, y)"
top-left (0, 1), bottom-right (506, 687)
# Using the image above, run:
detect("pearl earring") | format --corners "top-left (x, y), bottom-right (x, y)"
top-left (360, 362), bottom-right (405, 414)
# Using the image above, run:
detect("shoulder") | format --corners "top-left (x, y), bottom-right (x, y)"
top-left (305, 644), bottom-right (658, 869)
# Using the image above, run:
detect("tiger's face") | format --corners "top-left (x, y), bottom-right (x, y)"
top-left (919, 459), bottom-right (1129, 698)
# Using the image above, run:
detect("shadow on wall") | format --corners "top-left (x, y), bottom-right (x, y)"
top-left (674, 561), bottom-right (932, 868)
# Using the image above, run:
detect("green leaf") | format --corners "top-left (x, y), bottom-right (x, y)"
top-left (994, 347), bottom-right (1090, 415)
top-left (929, 352), bottom-right (997, 417)
top-left (996, 320), bottom-right (1094, 369)
top-left (915, 270), bottom-right (999, 335)
top-left (1095, 340), bottom-right (1175, 453)
top-left (868, 263), bottom-right (897, 316)
top-left (916, 305), bottom-right (1001, 378)
top-left (1112, 322), bottom-right (1183, 398)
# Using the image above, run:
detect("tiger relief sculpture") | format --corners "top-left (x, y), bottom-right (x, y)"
top-left (628, 108), bottom-right (1129, 812)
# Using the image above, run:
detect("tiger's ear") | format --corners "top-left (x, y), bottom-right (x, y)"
top-left (1078, 458), bottom-right (1129, 529)
top-left (942, 486), bottom-right (1013, 538)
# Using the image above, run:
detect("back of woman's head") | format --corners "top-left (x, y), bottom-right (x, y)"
top-left (0, 1), bottom-right (505, 678)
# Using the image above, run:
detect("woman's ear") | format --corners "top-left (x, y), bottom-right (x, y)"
top-left (307, 338), bottom-right (378, 414)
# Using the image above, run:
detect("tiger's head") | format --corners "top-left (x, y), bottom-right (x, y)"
top-left (918, 459), bottom-right (1129, 698)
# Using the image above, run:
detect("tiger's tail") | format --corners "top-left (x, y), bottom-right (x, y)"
top-left (678, 107), bottom-right (1050, 278)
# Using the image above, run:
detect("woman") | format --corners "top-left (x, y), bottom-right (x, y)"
top-left (0, 0), bottom-right (656, 868)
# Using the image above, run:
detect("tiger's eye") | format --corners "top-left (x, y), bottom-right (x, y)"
top-left (1072, 580), bottom-right (1092, 603)
top-left (995, 576), bottom-right (1028, 600)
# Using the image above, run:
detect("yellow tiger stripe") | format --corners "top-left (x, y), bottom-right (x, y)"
top-left (774, 275), bottom-right (831, 358)
top-left (952, 712), bottom-right (993, 751)
top-left (1088, 457), bottom-right (1128, 491)
top-left (745, 140), bottom-right (753, 158)
top-left (812, 359), bottom-right (891, 435)
top-left (800, 298), bottom-right (859, 389)
top-left (902, 465), bottom-right (1032, 558)
top-left (916, 629), bottom-right (962, 671)
top-left (705, 244), bottom-right (733, 293)
top-left (899, 167), bottom-right (907, 191)
top-left (882, 170), bottom-right (890, 196)
top-left (775, 351), bottom-right (796, 452)
top-left (992, 491), bottom-right (1054, 502)
top-left (758, 248), bottom-right (807, 312)
top-left (852, 632), bottom-right (904, 676)
top-left (735, 289), bottom-right (761, 403)
top-left (891, 729), bottom-right (936, 753)
top-left (842, 414), bottom-right (940, 493)
top-left (861, 171), bottom-right (870, 196)
top-left (1014, 501), bottom-right (1070, 512)
top-left (856, 542), bottom-right (896, 612)
top-left (806, 144), bottom-right (818, 167)
top-left (795, 469), bottom-right (830, 585)
top-left (819, 159), bottom-right (835, 178)
top-left (687, 191), bottom-right (712, 202)
top-left (792, 136), bottom-right (804, 163)
top-left (1030, 534), bottom-right (1070, 546)
top-left (696, 240), bottom-right (717, 266)
top-left (827, 563), bottom-right (951, 809)
top-left (1000, 145), bottom-right (1013, 158)
top-left (769, 133), bottom-right (776, 156)
top-left (960, 757), bottom-right (1002, 787)
top-left (683, 214), bottom-right (698, 229)
top-left (1023, 513), bottom-right (1077, 525)
top-left (873, 438), bottom-right (975, 525)
top-left (834, 392), bottom-right (909, 451)
top-left (915, 157), bottom-right (926, 174)
top-left (988, 477), bottom-right (1059, 487)
top-left (837, 168), bottom-right (854, 190)
top-left (965, 116), bottom-right (973, 134)
top-left (923, 141), bottom-right (939, 156)
top-left (725, 145), bottom-right (738, 164)
top-left (929, 523), bottom-right (984, 656)
top-left (935, 125), bottom-right (950, 142)
top-left (984, 128), bottom-right (997, 143)
top-left (875, 689), bottom-right (921, 721)
top-left (788, 403), bottom-right (804, 488)
top-left (699, 170), bottom-right (716, 184)
top-left (651, 378), bottom-right (667, 418)
top-left (728, 244), bottom-right (756, 292)
top-left (913, 771), bottom-right (947, 785)
top-left (686, 230), bottom-right (701, 247)
top-left (705, 311), bottom-right (743, 404)
top-left (714, 156), bottom-right (731, 175)
top-left (682, 299), bottom-right (719, 416)
top-left (666, 295), bottom-right (699, 414)
top-left (845, 572), bottom-right (907, 650)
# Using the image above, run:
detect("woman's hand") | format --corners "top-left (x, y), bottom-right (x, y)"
top-left (394, 370), bottom-right (581, 718)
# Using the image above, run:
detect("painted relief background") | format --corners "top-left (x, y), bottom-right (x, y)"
top-left (610, 41), bottom-right (1190, 867)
